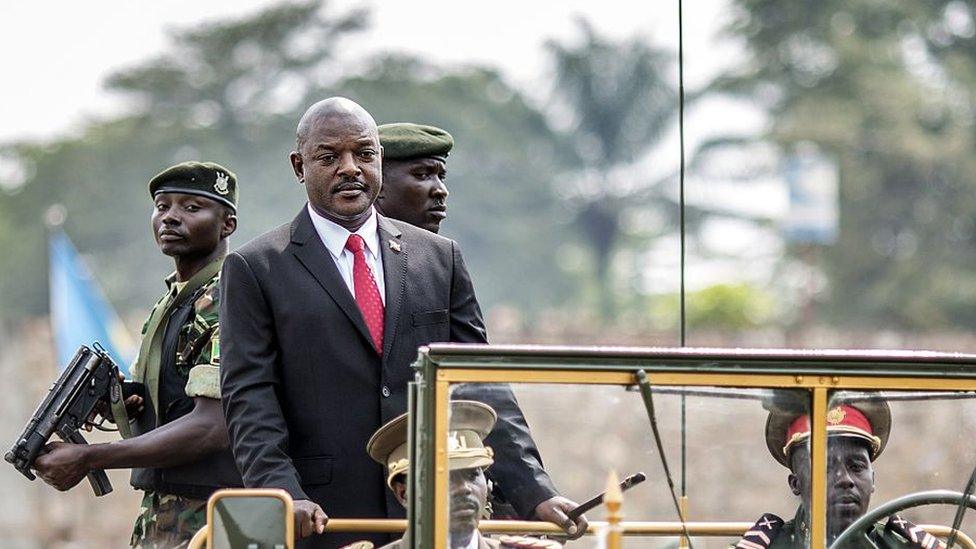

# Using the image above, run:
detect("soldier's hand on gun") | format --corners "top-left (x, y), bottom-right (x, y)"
top-left (121, 393), bottom-right (145, 417)
top-left (294, 499), bottom-right (329, 538)
top-left (534, 496), bottom-right (588, 540)
top-left (116, 372), bottom-right (145, 418)
top-left (32, 442), bottom-right (90, 491)
top-left (88, 373), bottom-right (145, 426)
top-left (90, 394), bottom-right (145, 426)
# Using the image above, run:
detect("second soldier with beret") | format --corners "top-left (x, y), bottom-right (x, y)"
top-left (372, 121), bottom-right (586, 536)
top-left (33, 161), bottom-right (244, 548)
top-left (375, 123), bottom-right (454, 233)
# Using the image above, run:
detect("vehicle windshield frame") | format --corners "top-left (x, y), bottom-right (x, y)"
top-left (407, 343), bottom-right (976, 548)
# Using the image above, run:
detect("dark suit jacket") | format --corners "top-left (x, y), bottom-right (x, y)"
top-left (219, 208), bottom-right (556, 548)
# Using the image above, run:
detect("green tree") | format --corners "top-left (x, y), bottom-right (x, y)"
top-left (0, 4), bottom-right (585, 325)
top-left (652, 283), bottom-right (774, 330)
top-left (546, 19), bottom-right (678, 318)
top-left (0, 1), bottom-right (369, 318)
top-left (105, 0), bottom-right (366, 133)
top-left (717, 0), bottom-right (976, 329)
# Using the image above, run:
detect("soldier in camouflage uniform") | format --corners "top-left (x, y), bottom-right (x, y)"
top-left (34, 162), bottom-right (244, 548)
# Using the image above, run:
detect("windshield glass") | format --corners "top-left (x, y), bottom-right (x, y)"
top-left (445, 382), bottom-right (812, 548)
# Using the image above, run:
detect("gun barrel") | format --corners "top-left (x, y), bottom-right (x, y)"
top-left (4, 344), bottom-right (119, 491)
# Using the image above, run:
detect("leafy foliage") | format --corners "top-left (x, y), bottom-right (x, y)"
top-left (652, 283), bottom-right (774, 330)
top-left (719, 0), bottom-right (976, 328)
top-left (546, 20), bottom-right (678, 317)
top-left (0, 3), bottom-right (584, 322)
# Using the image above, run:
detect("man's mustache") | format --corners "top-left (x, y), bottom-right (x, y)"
top-left (333, 180), bottom-right (366, 193)
top-left (830, 491), bottom-right (861, 505)
top-left (450, 496), bottom-right (481, 512)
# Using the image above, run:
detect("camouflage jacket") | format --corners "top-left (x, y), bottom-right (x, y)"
top-left (130, 260), bottom-right (223, 406)
top-left (127, 259), bottom-right (232, 546)
top-left (131, 491), bottom-right (207, 548)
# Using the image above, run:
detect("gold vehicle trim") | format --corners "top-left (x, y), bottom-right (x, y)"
top-left (437, 368), bottom-right (976, 391)
top-left (434, 380), bottom-right (451, 546)
top-left (810, 387), bottom-right (828, 547)
top-left (424, 343), bottom-right (976, 364)
top-left (924, 526), bottom-right (976, 549)
top-left (188, 527), bottom-right (207, 549)
top-left (320, 519), bottom-right (976, 548)
top-left (203, 488), bottom-right (295, 549)
top-left (429, 366), bottom-right (975, 547)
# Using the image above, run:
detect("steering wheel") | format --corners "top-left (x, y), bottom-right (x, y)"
top-left (829, 490), bottom-right (976, 548)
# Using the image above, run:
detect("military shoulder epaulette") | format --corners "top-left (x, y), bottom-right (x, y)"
top-left (734, 513), bottom-right (785, 549)
top-left (884, 514), bottom-right (945, 549)
top-left (496, 534), bottom-right (562, 548)
top-left (194, 273), bottom-right (220, 311)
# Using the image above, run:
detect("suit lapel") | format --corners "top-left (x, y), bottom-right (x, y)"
top-left (289, 207), bottom-right (374, 348)
top-left (378, 215), bottom-right (405, 359)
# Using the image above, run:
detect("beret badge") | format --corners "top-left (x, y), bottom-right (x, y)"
top-left (214, 172), bottom-right (230, 196)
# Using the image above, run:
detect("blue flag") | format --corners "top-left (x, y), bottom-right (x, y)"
top-left (49, 231), bottom-right (135, 374)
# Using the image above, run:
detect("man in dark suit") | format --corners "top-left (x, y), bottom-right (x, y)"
top-left (219, 97), bottom-right (583, 548)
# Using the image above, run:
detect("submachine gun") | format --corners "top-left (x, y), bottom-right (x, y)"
top-left (4, 343), bottom-right (142, 496)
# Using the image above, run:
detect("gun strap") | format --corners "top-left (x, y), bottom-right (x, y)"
top-left (138, 259), bottom-right (222, 418)
top-left (109, 376), bottom-right (134, 439)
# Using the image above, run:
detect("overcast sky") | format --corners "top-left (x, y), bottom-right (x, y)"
top-left (0, 0), bottom-right (732, 143)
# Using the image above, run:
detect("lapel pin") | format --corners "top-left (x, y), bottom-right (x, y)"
top-left (389, 240), bottom-right (401, 253)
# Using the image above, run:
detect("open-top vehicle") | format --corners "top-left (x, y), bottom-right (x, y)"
top-left (189, 344), bottom-right (976, 548)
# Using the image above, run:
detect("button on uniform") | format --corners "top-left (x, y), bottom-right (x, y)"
top-left (381, 386), bottom-right (391, 398)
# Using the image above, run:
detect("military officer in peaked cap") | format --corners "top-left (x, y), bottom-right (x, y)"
top-left (375, 123), bottom-right (453, 234)
top-left (34, 161), bottom-right (244, 547)
top-left (735, 399), bottom-right (944, 549)
top-left (340, 401), bottom-right (561, 549)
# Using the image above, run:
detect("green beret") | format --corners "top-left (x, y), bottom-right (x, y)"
top-left (378, 123), bottom-right (453, 161)
top-left (148, 161), bottom-right (238, 211)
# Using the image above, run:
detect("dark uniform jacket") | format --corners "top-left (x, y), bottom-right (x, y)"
top-left (219, 208), bottom-right (557, 549)
top-left (735, 509), bottom-right (942, 549)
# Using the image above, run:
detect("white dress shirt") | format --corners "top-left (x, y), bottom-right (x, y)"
top-left (460, 531), bottom-right (480, 549)
top-left (307, 203), bottom-right (386, 305)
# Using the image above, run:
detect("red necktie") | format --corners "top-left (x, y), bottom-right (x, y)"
top-left (345, 234), bottom-right (384, 354)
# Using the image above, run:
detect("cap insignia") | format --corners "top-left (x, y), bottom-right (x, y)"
top-left (826, 407), bottom-right (846, 425)
top-left (448, 432), bottom-right (468, 451)
top-left (214, 172), bottom-right (230, 195)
